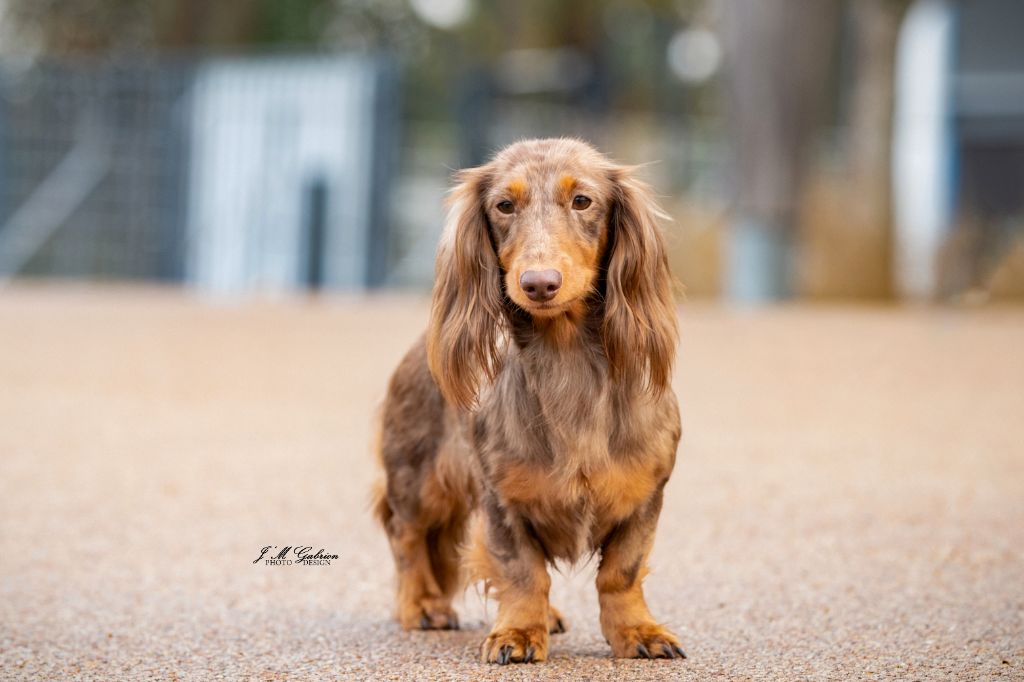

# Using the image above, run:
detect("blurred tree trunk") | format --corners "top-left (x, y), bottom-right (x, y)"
top-left (848, 1), bottom-right (910, 189)
top-left (845, 0), bottom-right (913, 297)
top-left (801, 0), bottom-right (912, 299)
top-left (720, 0), bottom-right (842, 301)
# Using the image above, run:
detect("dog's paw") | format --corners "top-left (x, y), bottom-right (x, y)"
top-left (481, 625), bottom-right (548, 664)
top-left (548, 605), bottom-right (568, 634)
top-left (398, 596), bottom-right (459, 631)
top-left (607, 623), bottom-right (686, 660)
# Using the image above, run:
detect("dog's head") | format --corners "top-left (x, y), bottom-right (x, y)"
top-left (427, 138), bottom-right (677, 408)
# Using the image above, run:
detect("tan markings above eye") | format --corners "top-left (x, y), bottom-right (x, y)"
top-left (497, 200), bottom-right (515, 214)
top-left (572, 195), bottom-right (592, 210)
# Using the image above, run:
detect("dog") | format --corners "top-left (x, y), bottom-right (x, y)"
top-left (373, 138), bottom-right (684, 664)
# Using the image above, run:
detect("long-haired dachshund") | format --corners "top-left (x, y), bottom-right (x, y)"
top-left (373, 138), bottom-right (684, 664)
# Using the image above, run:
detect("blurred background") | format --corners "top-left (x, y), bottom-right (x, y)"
top-left (3, 6), bottom-right (1023, 677)
top-left (0, 0), bottom-right (1022, 303)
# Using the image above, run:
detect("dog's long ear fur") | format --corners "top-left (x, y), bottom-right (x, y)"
top-left (603, 166), bottom-right (678, 395)
top-left (427, 165), bottom-right (504, 409)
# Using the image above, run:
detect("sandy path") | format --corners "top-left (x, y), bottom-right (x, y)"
top-left (1, 286), bottom-right (1022, 680)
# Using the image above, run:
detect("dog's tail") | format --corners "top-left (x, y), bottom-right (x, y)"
top-left (370, 477), bottom-right (392, 528)
top-left (368, 407), bottom-right (393, 528)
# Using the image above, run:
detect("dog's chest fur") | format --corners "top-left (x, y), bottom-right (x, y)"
top-left (471, 327), bottom-right (675, 562)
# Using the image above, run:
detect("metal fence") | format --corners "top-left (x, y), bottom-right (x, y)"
top-left (0, 52), bottom-right (729, 294)
top-left (0, 60), bottom-right (191, 281)
top-left (0, 55), bottom-right (398, 292)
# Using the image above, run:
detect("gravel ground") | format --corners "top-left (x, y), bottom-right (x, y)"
top-left (1, 285), bottom-right (1022, 681)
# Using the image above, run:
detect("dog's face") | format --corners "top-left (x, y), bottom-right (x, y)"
top-left (428, 138), bottom-right (677, 409)
top-left (482, 142), bottom-right (613, 318)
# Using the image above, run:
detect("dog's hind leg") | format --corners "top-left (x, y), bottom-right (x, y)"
top-left (385, 515), bottom-right (460, 630)
top-left (374, 338), bottom-right (470, 631)
top-left (376, 465), bottom-right (470, 630)
top-left (427, 515), bottom-right (465, 607)
top-left (375, 452), bottom-right (464, 631)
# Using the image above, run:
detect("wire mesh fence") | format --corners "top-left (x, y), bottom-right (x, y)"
top-left (0, 55), bottom-right (398, 292)
top-left (0, 59), bottom-right (192, 281)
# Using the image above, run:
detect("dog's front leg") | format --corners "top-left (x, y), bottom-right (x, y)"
top-left (476, 496), bottom-right (551, 664)
top-left (596, 487), bottom-right (686, 660)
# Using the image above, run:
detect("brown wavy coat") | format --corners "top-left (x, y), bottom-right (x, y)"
top-left (374, 138), bottom-right (685, 665)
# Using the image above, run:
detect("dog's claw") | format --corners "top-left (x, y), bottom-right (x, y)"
top-left (484, 626), bottom-right (548, 664)
top-left (610, 623), bottom-right (685, 661)
top-left (419, 614), bottom-right (430, 630)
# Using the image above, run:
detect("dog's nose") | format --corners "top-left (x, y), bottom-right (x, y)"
top-left (520, 269), bottom-right (562, 302)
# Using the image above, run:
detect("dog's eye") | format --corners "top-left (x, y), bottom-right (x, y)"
top-left (571, 195), bottom-right (592, 210)
top-left (496, 200), bottom-right (515, 214)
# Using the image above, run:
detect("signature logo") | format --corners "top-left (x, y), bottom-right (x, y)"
top-left (254, 545), bottom-right (339, 566)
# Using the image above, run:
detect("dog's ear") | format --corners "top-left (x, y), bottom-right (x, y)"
top-left (427, 164), bottom-right (504, 409)
top-left (603, 166), bottom-right (678, 395)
